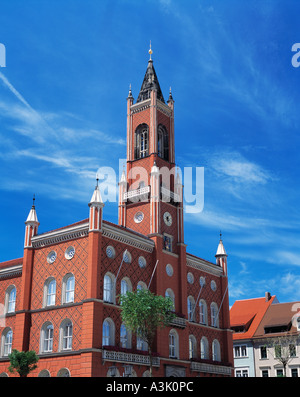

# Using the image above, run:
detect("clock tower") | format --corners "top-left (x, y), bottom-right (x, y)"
top-left (118, 47), bottom-right (184, 255)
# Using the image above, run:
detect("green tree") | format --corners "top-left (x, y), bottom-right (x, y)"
top-left (119, 288), bottom-right (175, 377)
top-left (8, 349), bottom-right (39, 377)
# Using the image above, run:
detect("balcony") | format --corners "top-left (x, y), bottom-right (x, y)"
top-left (123, 186), bottom-right (150, 202)
top-left (102, 347), bottom-right (160, 367)
top-left (190, 359), bottom-right (232, 376)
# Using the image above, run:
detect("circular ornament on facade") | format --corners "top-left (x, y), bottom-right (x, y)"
top-left (187, 272), bottom-right (194, 284)
top-left (47, 251), bottom-right (57, 264)
top-left (138, 256), bottom-right (146, 268)
top-left (163, 212), bottom-right (172, 226)
top-left (106, 246), bottom-right (115, 259)
top-left (65, 246), bottom-right (75, 260)
top-left (166, 264), bottom-right (173, 277)
top-left (211, 280), bottom-right (217, 291)
top-left (134, 211), bottom-right (144, 223)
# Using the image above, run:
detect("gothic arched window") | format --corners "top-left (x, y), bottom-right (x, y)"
top-left (157, 124), bottom-right (169, 161)
top-left (135, 124), bottom-right (149, 159)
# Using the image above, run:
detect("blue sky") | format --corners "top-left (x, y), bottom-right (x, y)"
top-left (0, 0), bottom-right (300, 306)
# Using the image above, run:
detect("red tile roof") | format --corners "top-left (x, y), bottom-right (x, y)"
top-left (230, 295), bottom-right (277, 340)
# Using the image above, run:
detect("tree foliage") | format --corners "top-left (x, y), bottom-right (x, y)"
top-left (119, 288), bottom-right (175, 376)
top-left (8, 349), bottom-right (39, 377)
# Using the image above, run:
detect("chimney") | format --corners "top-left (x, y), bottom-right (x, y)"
top-left (265, 291), bottom-right (271, 302)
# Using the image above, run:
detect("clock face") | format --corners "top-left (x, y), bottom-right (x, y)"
top-left (134, 211), bottom-right (144, 223)
top-left (163, 211), bottom-right (172, 226)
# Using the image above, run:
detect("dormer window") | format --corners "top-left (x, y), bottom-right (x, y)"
top-left (135, 124), bottom-right (149, 159)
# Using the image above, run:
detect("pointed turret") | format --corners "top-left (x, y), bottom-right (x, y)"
top-left (215, 232), bottom-right (228, 275)
top-left (24, 195), bottom-right (39, 248)
top-left (89, 179), bottom-right (104, 232)
top-left (136, 44), bottom-right (165, 103)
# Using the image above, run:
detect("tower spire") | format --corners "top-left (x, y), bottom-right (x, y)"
top-left (215, 232), bottom-right (228, 275)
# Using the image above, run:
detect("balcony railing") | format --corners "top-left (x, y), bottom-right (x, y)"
top-left (161, 186), bottom-right (181, 203)
top-left (123, 186), bottom-right (150, 202)
top-left (190, 360), bottom-right (232, 376)
top-left (102, 348), bottom-right (160, 367)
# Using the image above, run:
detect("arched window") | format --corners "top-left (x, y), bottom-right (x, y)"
top-left (60, 319), bottom-right (73, 351)
top-left (38, 369), bottom-right (51, 377)
top-left (103, 273), bottom-right (115, 303)
top-left (57, 368), bottom-right (70, 377)
top-left (62, 274), bottom-right (75, 304)
top-left (135, 124), bottom-right (149, 159)
top-left (102, 319), bottom-right (115, 347)
top-left (121, 278), bottom-right (132, 297)
top-left (157, 125), bottom-right (169, 161)
top-left (200, 336), bottom-right (209, 360)
top-left (169, 329), bottom-right (179, 358)
top-left (211, 302), bottom-right (219, 327)
top-left (187, 296), bottom-right (195, 322)
top-left (137, 281), bottom-right (147, 291)
top-left (44, 278), bottom-right (56, 307)
top-left (5, 286), bottom-right (16, 313)
top-left (212, 339), bottom-right (221, 361)
top-left (165, 288), bottom-right (175, 311)
top-left (1, 328), bottom-right (13, 357)
top-left (41, 322), bottom-right (54, 353)
top-left (137, 335), bottom-right (148, 352)
top-left (199, 299), bottom-right (207, 325)
top-left (189, 335), bottom-right (197, 359)
top-left (120, 324), bottom-right (131, 349)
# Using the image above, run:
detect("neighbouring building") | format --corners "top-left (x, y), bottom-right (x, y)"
top-left (252, 301), bottom-right (300, 377)
top-left (231, 292), bottom-right (300, 377)
top-left (230, 292), bottom-right (278, 377)
top-left (0, 50), bottom-right (233, 377)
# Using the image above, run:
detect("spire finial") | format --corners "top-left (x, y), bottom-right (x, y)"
top-left (220, 230), bottom-right (222, 240)
top-left (32, 194), bottom-right (36, 208)
top-left (149, 40), bottom-right (153, 60)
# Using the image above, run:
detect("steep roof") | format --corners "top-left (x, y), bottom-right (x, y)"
top-left (254, 301), bottom-right (300, 338)
top-left (136, 59), bottom-right (165, 103)
top-left (230, 294), bottom-right (277, 340)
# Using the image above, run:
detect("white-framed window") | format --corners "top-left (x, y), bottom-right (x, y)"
top-left (189, 335), bottom-right (197, 359)
top-left (211, 302), bottom-right (219, 327)
top-left (212, 339), bottom-right (221, 361)
top-left (62, 273), bottom-right (75, 304)
top-left (234, 345), bottom-right (248, 358)
top-left (187, 296), bottom-right (195, 322)
top-left (60, 319), bottom-right (73, 351)
top-left (235, 368), bottom-right (249, 377)
top-left (120, 324), bottom-right (131, 349)
top-left (200, 336), bottom-right (209, 359)
top-left (137, 281), bottom-right (147, 290)
top-left (137, 335), bottom-right (148, 352)
top-left (169, 329), bottom-right (179, 359)
top-left (102, 318), bottom-right (115, 347)
top-left (199, 299), bottom-right (207, 325)
top-left (44, 278), bottom-right (56, 307)
top-left (121, 278), bottom-right (132, 297)
top-left (260, 345), bottom-right (267, 359)
top-left (1, 328), bottom-right (13, 357)
top-left (261, 369), bottom-right (269, 377)
top-left (135, 124), bottom-right (149, 159)
top-left (165, 288), bottom-right (175, 310)
top-left (103, 273), bottom-right (115, 303)
top-left (5, 285), bottom-right (16, 313)
top-left (41, 322), bottom-right (54, 353)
